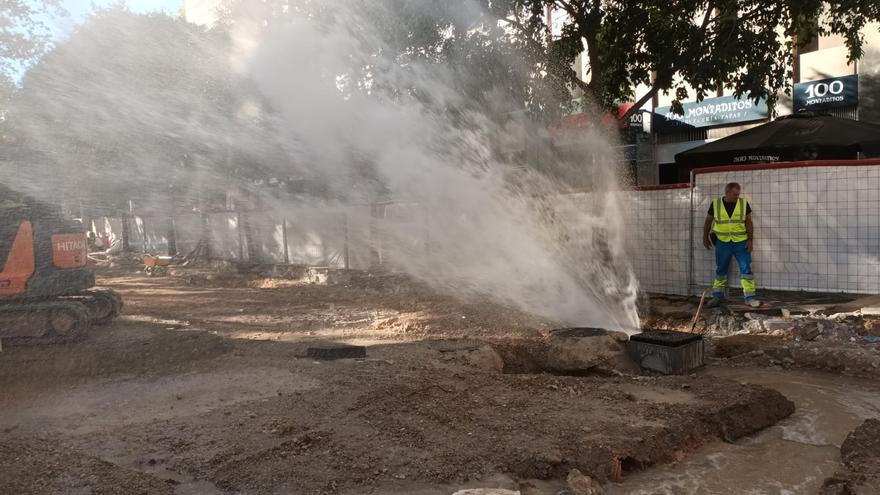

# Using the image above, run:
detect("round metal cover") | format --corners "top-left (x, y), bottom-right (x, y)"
top-left (550, 327), bottom-right (609, 338)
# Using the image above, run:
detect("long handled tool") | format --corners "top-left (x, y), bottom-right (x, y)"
top-left (689, 289), bottom-right (711, 334)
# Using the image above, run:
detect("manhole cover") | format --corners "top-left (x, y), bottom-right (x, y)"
top-left (550, 327), bottom-right (608, 338)
top-left (306, 344), bottom-right (367, 360)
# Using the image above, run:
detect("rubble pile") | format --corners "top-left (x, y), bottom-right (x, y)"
top-left (706, 309), bottom-right (880, 377)
top-left (697, 307), bottom-right (878, 342)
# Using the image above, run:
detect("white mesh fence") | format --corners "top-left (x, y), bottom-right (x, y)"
top-left (626, 187), bottom-right (691, 295)
top-left (92, 160), bottom-right (880, 296)
top-left (691, 163), bottom-right (880, 294)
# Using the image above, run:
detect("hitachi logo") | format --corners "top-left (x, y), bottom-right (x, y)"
top-left (56, 240), bottom-right (85, 251)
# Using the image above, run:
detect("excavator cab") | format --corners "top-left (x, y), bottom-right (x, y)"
top-left (0, 184), bottom-right (122, 344)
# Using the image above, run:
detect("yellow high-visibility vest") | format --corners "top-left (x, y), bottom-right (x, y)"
top-left (712, 197), bottom-right (748, 242)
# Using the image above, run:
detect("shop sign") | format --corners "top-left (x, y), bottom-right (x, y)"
top-left (654, 95), bottom-right (768, 134)
top-left (793, 74), bottom-right (858, 111)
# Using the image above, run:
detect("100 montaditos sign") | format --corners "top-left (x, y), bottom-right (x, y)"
top-left (793, 74), bottom-right (858, 111)
top-left (654, 95), bottom-right (769, 134)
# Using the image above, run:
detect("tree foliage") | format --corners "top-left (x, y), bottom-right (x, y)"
top-left (2, 8), bottom-right (288, 211)
top-left (481, 0), bottom-right (880, 119)
top-left (219, 0), bottom-right (880, 121)
top-left (0, 0), bottom-right (65, 107)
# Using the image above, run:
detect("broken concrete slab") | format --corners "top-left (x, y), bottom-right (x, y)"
top-left (793, 321), bottom-right (822, 341)
top-left (489, 332), bottom-right (640, 377)
top-left (468, 346), bottom-right (505, 373)
top-left (567, 469), bottom-right (607, 495)
top-left (762, 319), bottom-right (796, 332)
top-left (545, 331), bottom-right (640, 376)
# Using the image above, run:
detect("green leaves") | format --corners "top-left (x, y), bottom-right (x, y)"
top-left (458, 0), bottom-right (879, 119)
top-left (0, 1), bottom-right (65, 108)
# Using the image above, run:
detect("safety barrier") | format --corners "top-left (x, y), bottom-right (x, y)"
top-left (117, 207), bottom-right (373, 269)
top-left (627, 184), bottom-right (691, 295)
top-left (95, 159), bottom-right (880, 296)
top-left (690, 159), bottom-right (880, 294)
top-left (630, 159), bottom-right (880, 295)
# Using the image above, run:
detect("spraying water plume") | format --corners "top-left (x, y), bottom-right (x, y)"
top-left (1, 1), bottom-right (640, 332)
top-left (238, 0), bottom-right (640, 331)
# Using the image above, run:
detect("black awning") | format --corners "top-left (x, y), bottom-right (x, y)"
top-left (675, 112), bottom-right (880, 167)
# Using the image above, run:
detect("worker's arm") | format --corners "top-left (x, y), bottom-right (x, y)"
top-left (745, 214), bottom-right (754, 252)
top-left (703, 214), bottom-right (714, 250)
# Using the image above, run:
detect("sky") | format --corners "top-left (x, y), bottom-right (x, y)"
top-left (50, 0), bottom-right (184, 41)
top-left (2, 1), bottom-right (183, 84)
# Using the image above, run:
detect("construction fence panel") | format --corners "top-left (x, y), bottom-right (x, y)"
top-left (372, 202), bottom-right (429, 271)
top-left (207, 212), bottom-right (243, 260)
top-left (344, 206), bottom-right (373, 270)
top-left (692, 163), bottom-right (880, 294)
top-left (127, 216), bottom-right (146, 251)
top-left (91, 216), bottom-right (123, 238)
top-left (282, 206), bottom-right (349, 268)
top-left (627, 186), bottom-right (691, 295)
top-left (139, 216), bottom-right (172, 255)
top-left (77, 160), bottom-right (880, 297)
top-left (242, 211), bottom-right (285, 263)
top-left (172, 213), bottom-right (203, 257)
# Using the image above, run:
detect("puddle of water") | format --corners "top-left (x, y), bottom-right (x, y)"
top-left (607, 367), bottom-right (880, 495)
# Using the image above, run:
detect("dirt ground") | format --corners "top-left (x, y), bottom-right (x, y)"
top-left (0, 271), bottom-right (824, 494)
top-left (822, 419), bottom-right (880, 494)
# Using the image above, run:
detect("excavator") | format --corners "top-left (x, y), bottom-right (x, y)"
top-left (0, 183), bottom-right (122, 345)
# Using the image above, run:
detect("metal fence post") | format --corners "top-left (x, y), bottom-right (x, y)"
top-left (237, 211), bottom-right (245, 261)
top-left (343, 212), bottom-right (350, 269)
top-left (281, 218), bottom-right (290, 264)
top-left (688, 170), bottom-right (696, 296)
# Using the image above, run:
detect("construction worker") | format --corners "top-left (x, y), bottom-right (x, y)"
top-left (702, 182), bottom-right (760, 307)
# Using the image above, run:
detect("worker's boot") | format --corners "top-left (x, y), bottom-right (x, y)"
top-left (706, 291), bottom-right (725, 308)
top-left (744, 296), bottom-right (761, 308)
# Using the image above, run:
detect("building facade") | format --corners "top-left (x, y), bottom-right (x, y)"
top-left (651, 21), bottom-right (880, 184)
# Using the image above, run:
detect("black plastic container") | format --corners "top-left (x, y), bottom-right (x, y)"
top-left (629, 331), bottom-right (702, 346)
top-left (626, 330), bottom-right (704, 375)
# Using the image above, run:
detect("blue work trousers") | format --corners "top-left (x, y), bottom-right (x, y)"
top-left (712, 240), bottom-right (755, 298)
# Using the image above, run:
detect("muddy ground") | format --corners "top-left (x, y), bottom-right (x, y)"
top-left (822, 419), bottom-right (880, 495)
top-left (0, 271), bottom-right (866, 494)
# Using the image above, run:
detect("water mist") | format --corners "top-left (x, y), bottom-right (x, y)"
top-left (237, 1), bottom-right (641, 332)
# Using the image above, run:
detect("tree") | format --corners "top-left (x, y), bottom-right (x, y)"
top-left (0, 1), bottom-right (65, 108)
top-left (2, 8), bottom-right (288, 213)
top-left (480, 0), bottom-right (880, 120)
top-left (214, 0), bottom-right (880, 123)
